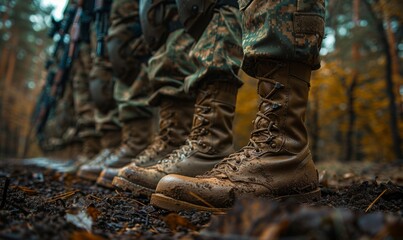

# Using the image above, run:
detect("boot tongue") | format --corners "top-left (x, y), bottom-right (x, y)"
top-left (257, 81), bottom-right (271, 97)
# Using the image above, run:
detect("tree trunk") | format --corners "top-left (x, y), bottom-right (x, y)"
top-left (344, 0), bottom-right (360, 162)
top-left (382, 27), bottom-right (402, 160)
top-left (364, 0), bottom-right (403, 160)
top-left (345, 76), bottom-right (357, 162)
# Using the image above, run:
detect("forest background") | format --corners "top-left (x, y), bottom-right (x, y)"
top-left (0, 0), bottom-right (402, 162)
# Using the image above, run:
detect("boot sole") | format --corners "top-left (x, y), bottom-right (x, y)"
top-left (112, 177), bottom-right (155, 197)
top-left (77, 170), bottom-right (100, 182)
top-left (96, 176), bottom-right (114, 189)
top-left (150, 193), bottom-right (229, 213)
top-left (150, 188), bottom-right (321, 213)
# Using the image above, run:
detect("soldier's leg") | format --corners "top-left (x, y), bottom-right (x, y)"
top-left (42, 79), bottom-right (81, 161)
top-left (151, 0), bottom-right (326, 212)
top-left (80, 0), bottom-right (155, 183)
top-left (114, 2), bottom-right (244, 196)
top-left (77, 56), bottom-right (122, 180)
top-left (113, 26), bottom-right (197, 193)
top-left (67, 43), bottom-right (102, 170)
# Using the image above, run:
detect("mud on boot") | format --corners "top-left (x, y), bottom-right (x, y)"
top-left (114, 81), bottom-right (239, 197)
top-left (151, 61), bottom-right (321, 212)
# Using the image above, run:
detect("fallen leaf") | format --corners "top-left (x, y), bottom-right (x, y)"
top-left (87, 205), bottom-right (101, 221)
top-left (163, 213), bottom-right (197, 232)
top-left (66, 208), bottom-right (93, 231)
top-left (70, 231), bottom-right (105, 240)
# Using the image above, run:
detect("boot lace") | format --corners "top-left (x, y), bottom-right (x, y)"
top-left (158, 91), bottom-right (212, 166)
top-left (206, 65), bottom-right (285, 175)
top-left (135, 106), bottom-right (174, 165)
top-left (158, 139), bottom-right (195, 165)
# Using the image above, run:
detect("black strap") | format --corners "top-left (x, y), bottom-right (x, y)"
top-left (217, 0), bottom-right (239, 8)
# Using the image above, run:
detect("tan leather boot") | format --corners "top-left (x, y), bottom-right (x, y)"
top-left (106, 97), bottom-right (195, 189)
top-left (55, 135), bottom-right (101, 173)
top-left (78, 119), bottom-right (152, 181)
top-left (113, 81), bottom-right (238, 196)
top-left (150, 61), bottom-right (320, 212)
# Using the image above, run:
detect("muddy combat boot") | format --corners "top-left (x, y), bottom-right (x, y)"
top-left (55, 135), bottom-right (101, 173)
top-left (113, 81), bottom-right (238, 196)
top-left (78, 119), bottom-right (152, 182)
top-left (107, 97), bottom-right (195, 189)
top-left (150, 61), bottom-right (321, 212)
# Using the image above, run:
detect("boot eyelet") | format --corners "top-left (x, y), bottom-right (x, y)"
top-left (274, 82), bottom-right (283, 89)
top-left (271, 143), bottom-right (277, 148)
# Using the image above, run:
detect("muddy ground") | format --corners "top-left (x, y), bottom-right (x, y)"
top-left (0, 159), bottom-right (402, 239)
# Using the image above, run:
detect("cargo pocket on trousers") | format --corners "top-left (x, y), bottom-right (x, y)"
top-left (293, 12), bottom-right (324, 49)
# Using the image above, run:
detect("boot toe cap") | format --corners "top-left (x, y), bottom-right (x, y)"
top-left (155, 174), bottom-right (235, 209)
top-left (77, 165), bottom-right (103, 181)
top-left (117, 165), bottom-right (164, 189)
top-left (97, 168), bottom-right (120, 188)
top-left (100, 168), bottom-right (120, 181)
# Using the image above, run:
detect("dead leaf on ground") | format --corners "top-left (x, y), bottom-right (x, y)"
top-left (66, 208), bottom-right (93, 231)
top-left (70, 231), bottom-right (105, 240)
top-left (87, 205), bottom-right (101, 221)
top-left (163, 213), bottom-right (197, 232)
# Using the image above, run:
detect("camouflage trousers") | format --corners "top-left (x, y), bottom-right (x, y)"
top-left (43, 77), bottom-right (78, 150)
top-left (147, 29), bottom-right (196, 105)
top-left (114, 63), bottom-right (153, 122)
top-left (72, 43), bottom-right (98, 138)
top-left (185, 5), bottom-right (243, 92)
top-left (108, 0), bottom-right (154, 122)
top-left (147, 6), bottom-right (243, 104)
top-left (90, 56), bottom-right (121, 132)
top-left (237, 0), bottom-right (325, 77)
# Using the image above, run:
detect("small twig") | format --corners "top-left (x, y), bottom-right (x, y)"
top-left (0, 178), bottom-right (10, 209)
top-left (87, 194), bottom-right (102, 202)
top-left (46, 190), bottom-right (80, 203)
top-left (129, 198), bottom-right (146, 207)
top-left (15, 186), bottom-right (38, 195)
top-left (365, 189), bottom-right (388, 213)
top-left (112, 191), bottom-right (146, 206)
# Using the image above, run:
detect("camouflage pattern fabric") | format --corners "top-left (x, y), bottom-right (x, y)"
top-left (108, 0), bottom-right (153, 122)
top-left (72, 43), bottom-right (98, 138)
top-left (90, 56), bottom-right (121, 132)
top-left (237, 0), bottom-right (326, 77)
top-left (109, 0), bottom-right (140, 39)
top-left (43, 73), bottom-right (79, 150)
top-left (147, 29), bottom-right (196, 106)
top-left (184, 5), bottom-right (243, 92)
top-left (114, 63), bottom-right (153, 122)
top-left (94, 107), bottom-right (121, 132)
